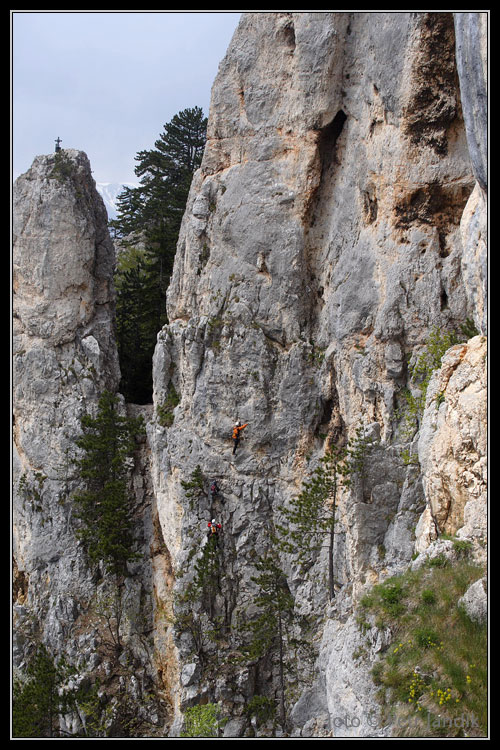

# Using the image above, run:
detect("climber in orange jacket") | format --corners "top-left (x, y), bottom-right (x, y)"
top-left (232, 421), bottom-right (248, 455)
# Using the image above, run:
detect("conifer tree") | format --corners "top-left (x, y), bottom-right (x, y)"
top-left (245, 550), bottom-right (295, 730)
top-left (174, 533), bottom-right (223, 666)
top-left (279, 428), bottom-right (373, 599)
top-left (111, 107), bottom-right (207, 403)
top-left (115, 251), bottom-right (155, 405)
top-left (13, 645), bottom-right (73, 737)
top-left (180, 465), bottom-right (205, 510)
top-left (193, 534), bottom-right (221, 620)
top-left (72, 391), bottom-right (144, 577)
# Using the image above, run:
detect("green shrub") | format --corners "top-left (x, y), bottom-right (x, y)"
top-left (378, 579), bottom-right (406, 617)
top-left (181, 703), bottom-right (225, 737)
top-left (414, 625), bottom-right (440, 648)
top-left (49, 150), bottom-right (73, 182)
top-left (398, 326), bottom-right (461, 457)
top-left (245, 695), bottom-right (276, 726)
top-left (157, 383), bottom-right (180, 426)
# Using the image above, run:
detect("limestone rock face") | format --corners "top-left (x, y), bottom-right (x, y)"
top-left (454, 13), bottom-right (488, 336)
top-left (417, 335), bottom-right (487, 553)
top-left (454, 13), bottom-right (488, 192)
top-left (13, 151), bottom-right (115, 661)
top-left (12, 152), bottom-right (167, 732)
top-left (13, 150), bottom-right (121, 592)
top-left (13, 150), bottom-right (119, 351)
top-left (149, 11), bottom-right (487, 736)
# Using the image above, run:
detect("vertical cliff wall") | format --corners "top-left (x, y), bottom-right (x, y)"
top-left (149, 11), bottom-right (487, 737)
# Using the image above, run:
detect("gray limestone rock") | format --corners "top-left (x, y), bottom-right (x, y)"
top-left (458, 577), bottom-right (487, 624)
top-left (13, 150), bottom-right (167, 733)
top-left (150, 11), bottom-right (487, 735)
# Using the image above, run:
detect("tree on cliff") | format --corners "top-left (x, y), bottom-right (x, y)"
top-left (111, 107), bottom-right (207, 403)
top-left (245, 550), bottom-right (296, 731)
top-left (13, 645), bottom-right (74, 737)
top-left (72, 391), bottom-right (144, 577)
top-left (278, 428), bottom-right (373, 600)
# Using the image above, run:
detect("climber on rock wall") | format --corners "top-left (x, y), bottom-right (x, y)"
top-left (207, 519), bottom-right (222, 544)
top-left (232, 421), bottom-right (248, 455)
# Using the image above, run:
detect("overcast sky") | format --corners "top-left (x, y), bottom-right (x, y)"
top-left (12, 11), bottom-right (242, 185)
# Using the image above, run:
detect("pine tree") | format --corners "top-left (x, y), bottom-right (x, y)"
top-left (72, 391), bottom-right (144, 577)
top-left (180, 465), bottom-right (205, 510)
top-left (111, 107), bottom-right (207, 403)
top-left (174, 533), bottom-right (223, 665)
top-left (246, 550), bottom-right (295, 730)
top-left (278, 428), bottom-right (373, 599)
top-left (193, 534), bottom-right (221, 620)
top-left (13, 646), bottom-right (73, 737)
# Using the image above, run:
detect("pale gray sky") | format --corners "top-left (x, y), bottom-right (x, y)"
top-left (12, 11), bottom-right (241, 185)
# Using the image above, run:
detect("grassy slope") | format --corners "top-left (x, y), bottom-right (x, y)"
top-left (357, 543), bottom-right (487, 737)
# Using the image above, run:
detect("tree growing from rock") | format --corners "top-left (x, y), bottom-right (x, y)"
top-left (72, 390), bottom-right (144, 578)
top-left (245, 549), bottom-right (296, 731)
top-left (13, 645), bottom-right (75, 737)
top-left (278, 428), bottom-right (373, 599)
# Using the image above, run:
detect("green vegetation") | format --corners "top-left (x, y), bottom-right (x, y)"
top-left (193, 534), bottom-right (222, 621)
top-left (398, 322), bottom-right (480, 463)
top-left (111, 107), bottom-right (207, 403)
top-left (12, 638), bottom-right (166, 738)
top-left (459, 317), bottom-right (480, 340)
top-left (72, 390), bottom-right (144, 577)
top-left (13, 645), bottom-right (73, 737)
top-left (278, 428), bottom-right (374, 599)
top-left (174, 534), bottom-right (224, 667)
top-left (180, 465), bottom-right (205, 510)
top-left (18, 470), bottom-right (46, 513)
top-left (358, 554), bottom-right (487, 737)
top-left (399, 327), bottom-right (460, 445)
top-left (172, 479), bottom-right (315, 734)
top-left (181, 702), bottom-right (226, 737)
top-left (244, 549), bottom-right (296, 730)
top-left (113, 248), bottom-right (157, 404)
top-left (13, 393), bottom-right (166, 738)
top-left (245, 695), bottom-right (276, 728)
top-left (156, 382), bottom-right (181, 427)
top-left (49, 150), bottom-right (73, 182)
top-left (173, 470), bottom-right (220, 663)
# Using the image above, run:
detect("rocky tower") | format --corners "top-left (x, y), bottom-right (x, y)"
top-left (13, 150), bottom-right (168, 734)
top-left (13, 149), bottom-right (121, 637)
top-left (13, 12), bottom-right (487, 739)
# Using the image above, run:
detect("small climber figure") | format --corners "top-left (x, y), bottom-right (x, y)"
top-left (207, 519), bottom-right (222, 544)
top-left (210, 480), bottom-right (220, 500)
top-left (55, 137), bottom-right (62, 153)
top-left (232, 420), bottom-right (249, 455)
